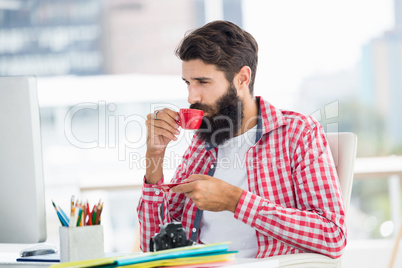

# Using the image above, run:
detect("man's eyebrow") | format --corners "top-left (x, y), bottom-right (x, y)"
top-left (182, 77), bottom-right (212, 82)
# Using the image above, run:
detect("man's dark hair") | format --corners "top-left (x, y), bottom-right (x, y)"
top-left (175, 20), bottom-right (258, 94)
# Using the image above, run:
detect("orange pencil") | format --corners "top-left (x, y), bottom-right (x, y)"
top-left (81, 203), bottom-right (85, 226)
top-left (70, 195), bottom-right (75, 227)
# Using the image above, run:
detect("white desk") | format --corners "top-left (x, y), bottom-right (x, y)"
top-left (0, 254), bottom-right (279, 268)
top-left (0, 253), bottom-right (49, 267)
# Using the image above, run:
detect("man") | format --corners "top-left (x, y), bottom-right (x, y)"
top-left (137, 20), bottom-right (346, 259)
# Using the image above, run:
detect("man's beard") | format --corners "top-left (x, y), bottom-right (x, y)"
top-left (189, 84), bottom-right (244, 146)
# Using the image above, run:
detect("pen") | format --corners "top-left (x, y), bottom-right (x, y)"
top-left (52, 200), bottom-right (68, 227)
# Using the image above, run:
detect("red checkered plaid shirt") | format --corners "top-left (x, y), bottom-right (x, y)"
top-left (137, 96), bottom-right (346, 258)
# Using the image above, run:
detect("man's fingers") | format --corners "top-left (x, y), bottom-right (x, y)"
top-left (171, 181), bottom-right (195, 194)
top-left (151, 124), bottom-right (178, 141)
top-left (185, 174), bottom-right (208, 183)
top-left (146, 110), bottom-right (180, 143)
top-left (155, 108), bottom-right (179, 123)
top-left (151, 118), bottom-right (180, 136)
top-left (170, 177), bottom-right (207, 193)
top-left (146, 112), bottom-right (178, 131)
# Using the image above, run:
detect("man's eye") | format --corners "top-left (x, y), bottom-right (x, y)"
top-left (199, 81), bottom-right (207, 84)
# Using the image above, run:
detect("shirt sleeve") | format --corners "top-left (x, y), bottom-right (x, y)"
top-left (136, 176), bottom-right (165, 252)
top-left (136, 144), bottom-right (194, 252)
top-left (234, 123), bottom-right (346, 258)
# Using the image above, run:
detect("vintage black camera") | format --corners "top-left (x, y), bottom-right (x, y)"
top-left (149, 222), bottom-right (196, 252)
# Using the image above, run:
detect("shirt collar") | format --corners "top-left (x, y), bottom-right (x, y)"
top-left (256, 96), bottom-right (287, 136)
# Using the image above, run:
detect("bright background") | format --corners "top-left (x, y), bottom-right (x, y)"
top-left (1, 0), bottom-right (401, 267)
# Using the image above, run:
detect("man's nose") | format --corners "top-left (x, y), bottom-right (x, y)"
top-left (187, 86), bottom-right (201, 105)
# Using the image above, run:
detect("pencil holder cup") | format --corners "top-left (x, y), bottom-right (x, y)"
top-left (59, 225), bottom-right (104, 262)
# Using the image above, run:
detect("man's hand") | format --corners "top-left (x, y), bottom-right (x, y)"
top-left (145, 108), bottom-right (180, 184)
top-left (170, 175), bottom-right (243, 213)
top-left (146, 108), bottom-right (180, 156)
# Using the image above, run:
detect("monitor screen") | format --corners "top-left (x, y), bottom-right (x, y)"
top-left (0, 76), bottom-right (47, 243)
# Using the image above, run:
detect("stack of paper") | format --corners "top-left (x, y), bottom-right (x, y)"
top-left (50, 242), bottom-right (236, 268)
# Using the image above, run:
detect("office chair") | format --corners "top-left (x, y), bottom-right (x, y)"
top-left (267, 132), bottom-right (358, 268)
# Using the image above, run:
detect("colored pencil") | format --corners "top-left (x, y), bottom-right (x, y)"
top-left (91, 204), bottom-right (97, 225)
top-left (58, 206), bottom-right (70, 226)
top-left (82, 203), bottom-right (86, 226)
top-left (76, 207), bottom-right (83, 227)
top-left (52, 198), bottom-right (104, 227)
top-left (52, 200), bottom-right (69, 227)
top-left (95, 203), bottom-right (101, 225)
top-left (70, 195), bottom-right (76, 228)
top-left (98, 202), bottom-right (104, 225)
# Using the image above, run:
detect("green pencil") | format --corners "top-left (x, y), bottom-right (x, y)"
top-left (92, 205), bottom-right (97, 225)
top-left (76, 208), bottom-right (83, 227)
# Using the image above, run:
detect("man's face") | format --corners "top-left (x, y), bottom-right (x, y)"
top-left (182, 59), bottom-right (244, 146)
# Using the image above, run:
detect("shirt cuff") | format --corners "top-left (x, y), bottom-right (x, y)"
top-left (141, 176), bottom-right (165, 202)
top-left (234, 190), bottom-right (266, 227)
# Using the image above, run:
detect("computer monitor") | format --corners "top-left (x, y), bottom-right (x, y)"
top-left (0, 76), bottom-right (47, 243)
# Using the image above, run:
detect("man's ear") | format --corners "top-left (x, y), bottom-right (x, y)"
top-left (234, 66), bottom-right (251, 94)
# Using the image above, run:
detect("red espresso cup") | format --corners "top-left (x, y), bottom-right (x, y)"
top-left (177, 109), bottom-right (204, 130)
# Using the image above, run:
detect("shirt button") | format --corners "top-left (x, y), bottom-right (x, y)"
top-left (192, 228), bottom-right (197, 233)
top-left (210, 164), bottom-right (215, 169)
top-left (155, 190), bottom-right (160, 195)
